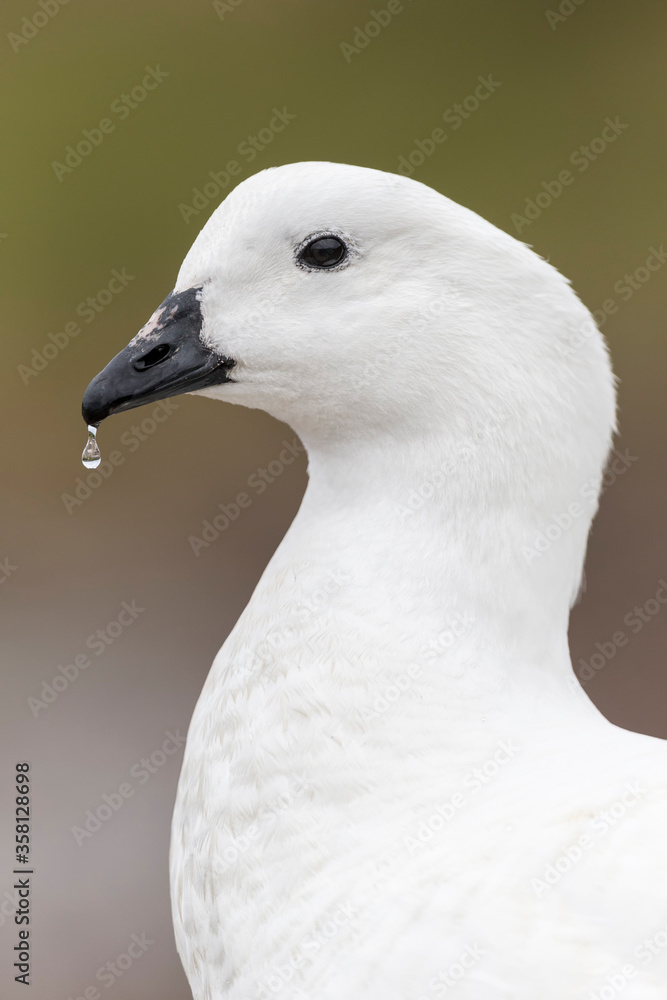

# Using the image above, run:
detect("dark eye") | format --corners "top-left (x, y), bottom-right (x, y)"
top-left (298, 235), bottom-right (347, 269)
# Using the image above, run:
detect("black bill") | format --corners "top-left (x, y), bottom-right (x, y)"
top-left (81, 286), bottom-right (234, 425)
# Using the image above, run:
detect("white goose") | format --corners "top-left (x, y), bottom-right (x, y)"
top-left (83, 162), bottom-right (667, 1000)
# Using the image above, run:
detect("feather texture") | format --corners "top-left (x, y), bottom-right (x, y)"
top-left (166, 162), bottom-right (666, 999)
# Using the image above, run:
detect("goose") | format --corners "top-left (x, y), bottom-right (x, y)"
top-left (82, 161), bottom-right (667, 1000)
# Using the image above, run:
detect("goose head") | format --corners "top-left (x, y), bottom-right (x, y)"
top-left (82, 161), bottom-right (615, 612)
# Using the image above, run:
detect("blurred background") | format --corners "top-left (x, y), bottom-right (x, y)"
top-left (1, 1), bottom-right (665, 997)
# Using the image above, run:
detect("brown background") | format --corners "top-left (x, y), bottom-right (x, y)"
top-left (1, 1), bottom-right (665, 997)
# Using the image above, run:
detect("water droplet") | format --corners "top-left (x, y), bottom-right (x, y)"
top-left (481, 716), bottom-right (486, 723)
top-left (82, 424), bottom-right (101, 469)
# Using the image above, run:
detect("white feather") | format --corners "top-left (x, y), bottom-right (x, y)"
top-left (168, 162), bottom-right (667, 999)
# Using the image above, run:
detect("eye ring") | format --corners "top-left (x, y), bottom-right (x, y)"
top-left (296, 233), bottom-right (349, 271)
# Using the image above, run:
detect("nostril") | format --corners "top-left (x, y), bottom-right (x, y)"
top-left (133, 343), bottom-right (172, 371)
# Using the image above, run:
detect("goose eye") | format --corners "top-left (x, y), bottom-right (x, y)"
top-left (298, 235), bottom-right (347, 269)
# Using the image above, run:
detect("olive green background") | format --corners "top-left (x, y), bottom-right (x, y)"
top-left (1, 1), bottom-right (666, 997)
